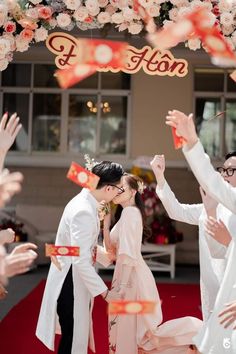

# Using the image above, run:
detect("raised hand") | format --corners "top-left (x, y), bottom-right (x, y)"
top-left (0, 112), bottom-right (22, 154)
top-left (0, 169), bottom-right (23, 207)
top-left (10, 242), bottom-right (37, 256)
top-left (219, 301), bottom-right (236, 330)
top-left (199, 186), bottom-right (218, 217)
top-left (150, 154), bottom-right (165, 187)
top-left (3, 251), bottom-right (37, 278)
top-left (0, 228), bottom-right (15, 245)
top-left (166, 110), bottom-right (198, 148)
top-left (205, 216), bottom-right (232, 246)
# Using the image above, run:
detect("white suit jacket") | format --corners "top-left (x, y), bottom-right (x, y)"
top-left (36, 188), bottom-right (107, 354)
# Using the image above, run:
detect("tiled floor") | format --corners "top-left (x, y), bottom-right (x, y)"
top-left (0, 264), bottom-right (200, 321)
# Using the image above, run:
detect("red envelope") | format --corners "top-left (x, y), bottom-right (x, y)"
top-left (109, 300), bottom-right (156, 315)
top-left (76, 38), bottom-right (128, 69)
top-left (45, 244), bottom-right (80, 256)
top-left (56, 64), bottom-right (96, 89)
top-left (67, 161), bottom-right (100, 190)
top-left (171, 127), bottom-right (187, 149)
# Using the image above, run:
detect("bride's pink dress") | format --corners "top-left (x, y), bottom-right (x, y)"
top-left (108, 206), bottom-right (202, 354)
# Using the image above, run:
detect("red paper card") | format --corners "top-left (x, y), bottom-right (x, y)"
top-left (56, 64), bottom-right (96, 89)
top-left (67, 161), bottom-right (100, 190)
top-left (45, 244), bottom-right (80, 256)
top-left (76, 38), bottom-right (128, 69)
top-left (109, 300), bottom-right (156, 315)
top-left (171, 127), bottom-right (187, 149)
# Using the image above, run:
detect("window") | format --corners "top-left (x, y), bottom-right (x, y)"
top-left (0, 63), bottom-right (131, 164)
top-left (194, 68), bottom-right (236, 158)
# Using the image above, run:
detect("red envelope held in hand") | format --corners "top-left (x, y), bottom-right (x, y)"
top-left (171, 127), bottom-right (187, 149)
top-left (109, 300), bottom-right (156, 315)
top-left (67, 161), bottom-right (100, 190)
top-left (45, 244), bottom-right (80, 256)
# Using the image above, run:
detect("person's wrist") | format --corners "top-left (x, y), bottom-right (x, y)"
top-left (102, 289), bottom-right (109, 299)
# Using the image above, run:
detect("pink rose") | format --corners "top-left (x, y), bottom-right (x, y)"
top-left (97, 11), bottom-right (111, 23)
top-left (38, 6), bottom-right (52, 20)
top-left (20, 28), bottom-right (34, 42)
top-left (4, 21), bottom-right (16, 33)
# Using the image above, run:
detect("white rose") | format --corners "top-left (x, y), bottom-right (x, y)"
top-left (73, 6), bottom-right (88, 21)
top-left (220, 12), bottom-right (234, 27)
top-left (190, 0), bottom-right (205, 10)
top-left (187, 37), bottom-right (201, 51)
top-left (0, 3), bottom-right (8, 17)
top-left (128, 22), bottom-right (143, 34)
top-left (218, 0), bottom-right (233, 13)
top-left (98, 0), bottom-right (109, 7)
top-left (34, 26), bottom-right (48, 42)
top-left (0, 38), bottom-right (10, 56)
top-left (30, 0), bottom-right (42, 4)
top-left (0, 58), bottom-right (8, 71)
top-left (231, 30), bottom-right (236, 46)
top-left (139, 0), bottom-right (154, 8)
top-left (15, 35), bottom-right (29, 52)
top-left (97, 11), bottom-right (111, 23)
top-left (117, 22), bottom-right (128, 31)
top-left (177, 7), bottom-right (192, 19)
top-left (106, 4), bottom-right (116, 15)
top-left (122, 7), bottom-right (134, 21)
top-left (49, 18), bottom-right (58, 28)
top-left (169, 7), bottom-right (178, 21)
top-left (64, 0), bottom-right (81, 10)
top-left (85, 0), bottom-right (99, 14)
top-left (25, 8), bottom-right (39, 19)
top-left (2, 33), bottom-right (15, 51)
top-left (221, 24), bottom-right (234, 35)
top-left (146, 4), bottom-right (160, 17)
top-left (111, 12), bottom-right (124, 24)
top-left (110, 0), bottom-right (120, 7)
top-left (117, 0), bottom-right (129, 8)
top-left (88, 6), bottom-right (100, 16)
top-left (56, 13), bottom-right (72, 27)
top-left (0, 13), bottom-right (6, 27)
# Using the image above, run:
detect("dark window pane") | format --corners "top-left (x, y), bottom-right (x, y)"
top-left (72, 72), bottom-right (98, 89)
top-left (101, 72), bottom-right (130, 89)
top-left (2, 64), bottom-right (31, 87)
top-left (227, 71), bottom-right (236, 92)
top-left (100, 96), bottom-right (127, 154)
top-left (68, 95), bottom-right (97, 154)
top-left (195, 69), bottom-right (224, 91)
top-left (34, 64), bottom-right (59, 87)
top-left (3, 93), bottom-right (29, 152)
top-left (225, 100), bottom-right (236, 153)
top-left (32, 94), bottom-right (61, 151)
top-left (195, 97), bottom-right (221, 157)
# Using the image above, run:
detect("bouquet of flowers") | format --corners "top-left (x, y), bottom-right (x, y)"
top-left (142, 182), bottom-right (183, 245)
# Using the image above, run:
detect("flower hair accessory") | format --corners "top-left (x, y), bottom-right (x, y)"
top-left (137, 181), bottom-right (145, 194)
top-left (84, 154), bottom-right (98, 171)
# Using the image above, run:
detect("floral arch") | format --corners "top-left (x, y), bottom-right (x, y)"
top-left (0, 0), bottom-right (235, 71)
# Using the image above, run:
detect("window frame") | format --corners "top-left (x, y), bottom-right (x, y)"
top-left (0, 61), bottom-right (132, 167)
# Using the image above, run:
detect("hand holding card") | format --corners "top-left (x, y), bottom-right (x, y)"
top-left (171, 127), bottom-right (187, 149)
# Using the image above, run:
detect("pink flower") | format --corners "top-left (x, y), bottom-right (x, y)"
top-left (128, 22), bottom-right (143, 34)
top-left (85, 0), bottom-right (99, 15)
top-left (0, 38), bottom-right (11, 56)
top-left (111, 12), bottom-right (124, 24)
top-left (186, 37), bottom-right (201, 51)
top-left (98, 0), bottom-right (109, 7)
top-left (146, 4), bottom-right (160, 17)
top-left (4, 21), bottom-right (16, 33)
top-left (25, 8), bottom-right (39, 19)
top-left (38, 6), bottom-right (52, 20)
top-left (97, 11), bottom-right (111, 23)
top-left (73, 6), bottom-right (89, 21)
top-left (56, 13), bottom-right (71, 27)
top-left (105, 4), bottom-right (116, 15)
top-left (20, 28), bottom-right (34, 42)
top-left (220, 12), bottom-right (234, 27)
top-left (122, 7), bottom-right (134, 21)
top-left (0, 58), bottom-right (9, 71)
top-left (15, 35), bottom-right (29, 52)
top-left (34, 26), bottom-right (48, 42)
top-left (64, 0), bottom-right (81, 10)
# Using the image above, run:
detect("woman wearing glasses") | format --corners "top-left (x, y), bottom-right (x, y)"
top-left (103, 173), bottom-right (202, 354)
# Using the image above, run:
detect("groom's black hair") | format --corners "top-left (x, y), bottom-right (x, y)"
top-left (92, 161), bottom-right (124, 189)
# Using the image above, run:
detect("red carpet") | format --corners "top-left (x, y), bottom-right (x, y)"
top-left (0, 281), bottom-right (202, 354)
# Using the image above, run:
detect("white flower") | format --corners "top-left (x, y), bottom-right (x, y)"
top-left (122, 7), bottom-right (134, 21)
top-left (88, 7), bottom-right (100, 16)
top-left (110, 0), bottom-right (120, 7)
top-left (106, 4), bottom-right (116, 14)
top-left (225, 36), bottom-right (235, 51)
top-left (97, 11), bottom-right (111, 23)
top-left (190, 0), bottom-right (205, 10)
top-left (117, 22), bottom-right (128, 31)
top-left (220, 12), bottom-right (234, 27)
top-left (146, 4), bottom-right (160, 17)
top-left (98, 0), bottom-right (109, 7)
top-left (85, 0), bottom-right (99, 14)
top-left (117, 0), bottom-right (129, 8)
top-left (221, 24), bottom-right (234, 35)
top-left (30, 0), bottom-right (42, 4)
top-left (170, 0), bottom-right (189, 7)
top-left (138, 0), bottom-right (154, 8)
top-left (177, 6), bottom-right (192, 19)
top-left (64, 0), bottom-right (81, 10)
top-left (0, 58), bottom-right (8, 71)
top-left (15, 35), bottom-right (29, 52)
top-left (49, 18), bottom-right (58, 28)
top-left (0, 38), bottom-right (10, 56)
top-left (111, 12), bottom-right (124, 24)
top-left (231, 30), bottom-right (236, 46)
top-left (169, 7), bottom-right (178, 21)
top-left (73, 6), bottom-right (88, 21)
top-left (187, 37), bottom-right (201, 51)
top-left (2, 33), bottom-right (15, 51)
top-left (25, 8), bottom-right (39, 19)
top-left (34, 26), bottom-right (48, 42)
top-left (128, 22), bottom-right (143, 34)
top-left (163, 19), bottom-right (174, 29)
top-left (218, 0), bottom-right (233, 13)
top-left (56, 13), bottom-right (72, 27)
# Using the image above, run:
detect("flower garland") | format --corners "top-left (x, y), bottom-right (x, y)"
top-left (0, 0), bottom-right (236, 71)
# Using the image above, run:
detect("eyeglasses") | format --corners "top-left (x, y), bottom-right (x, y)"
top-left (109, 184), bottom-right (125, 194)
top-left (216, 167), bottom-right (236, 177)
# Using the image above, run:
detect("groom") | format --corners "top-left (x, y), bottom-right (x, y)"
top-left (36, 161), bottom-right (124, 354)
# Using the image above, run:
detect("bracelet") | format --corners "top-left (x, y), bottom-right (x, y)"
top-left (103, 289), bottom-right (109, 300)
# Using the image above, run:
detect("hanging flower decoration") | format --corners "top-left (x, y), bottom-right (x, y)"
top-left (0, 0), bottom-right (236, 71)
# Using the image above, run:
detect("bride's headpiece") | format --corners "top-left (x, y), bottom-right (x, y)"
top-left (137, 180), bottom-right (145, 194)
top-left (84, 154), bottom-right (99, 171)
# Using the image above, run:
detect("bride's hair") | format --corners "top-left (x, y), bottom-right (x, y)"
top-left (114, 173), bottom-right (151, 242)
